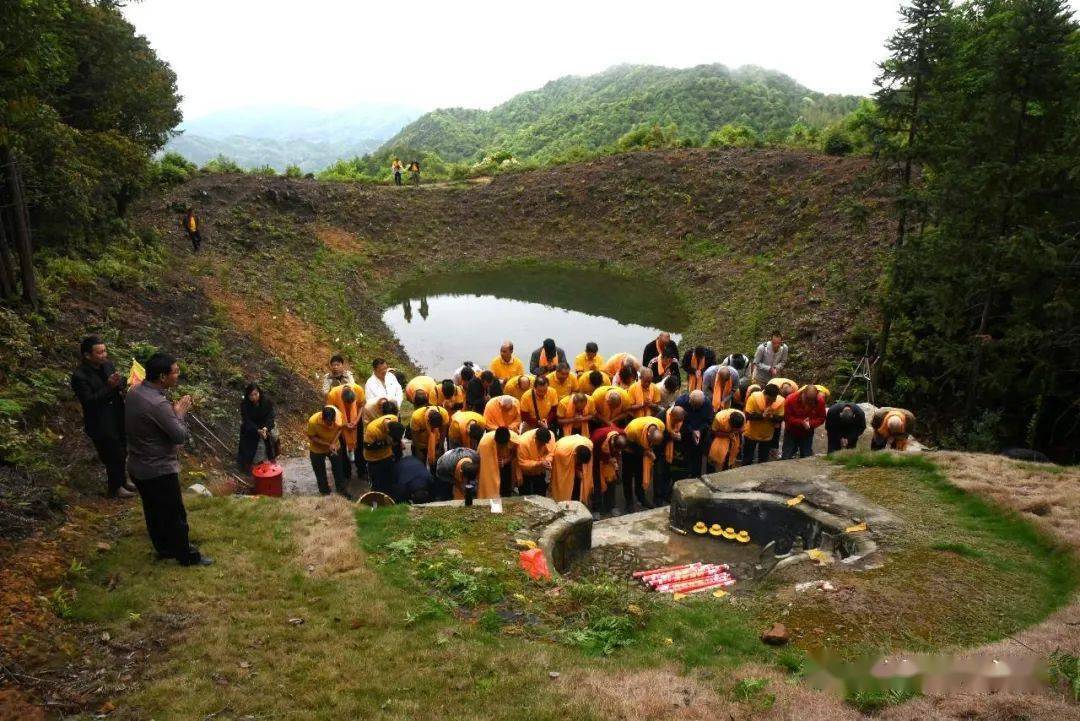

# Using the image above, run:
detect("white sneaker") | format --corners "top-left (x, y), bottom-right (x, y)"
top-left (117, 487), bottom-right (137, 499)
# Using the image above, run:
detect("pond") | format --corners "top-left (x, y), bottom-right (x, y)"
top-left (382, 266), bottom-right (688, 379)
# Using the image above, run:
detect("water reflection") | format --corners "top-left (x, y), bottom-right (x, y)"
top-left (382, 267), bottom-right (688, 380)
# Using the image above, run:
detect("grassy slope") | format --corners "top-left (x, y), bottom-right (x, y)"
top-left (134, 147), bottom-right (892, 397)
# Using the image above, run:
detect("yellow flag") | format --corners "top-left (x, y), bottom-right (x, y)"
top-left (128, 358), bottom-right (145, 387)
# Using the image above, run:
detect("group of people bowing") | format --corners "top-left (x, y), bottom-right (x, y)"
top-left (298, 332), bottom-right (916, 515)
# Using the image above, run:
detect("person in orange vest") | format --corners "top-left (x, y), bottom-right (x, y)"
top-left (490, 341), bottom-right (525, 381)
top-left (477, 427), bottom-right (519, 498)
top-left (682, 346), bottom-right (717, 393)
top-left (449, 409), bottom-right (486, 449)
top-left (576, 369), bottom-right (611, 395)
top-left (647, 344), bottom-right (681, 386)
top-left (549, 434), bottom-right (593, 504)
top-left (623, 415), bottom-right (665, 511)
top-left (627, 368), bottom-right (662, 419)
top-left (181, 207), bottom-right (203, 252)
top-left (410, 405), bottom-right (450, 469)
top-left (521, 375), bottom-right (559, 431)
top-left (306, 405), bottom-right (345, 496)
top-left (484, 394), bottom-right (522, 431)
top-left (434, 378), bottom-right (465, 413)
top-left (742, 383), bottom-right (784, 465)
top-left (870, 407), bottom-right (916, 451)
top-left (591, 425), bottom-right (627, 514)
top-left (574, 342), bottom-right (605, 374)
top-left (655, 405), bottom-right (686, 505)
top-left (502, 374), bottom-right (533, 400)
top-left (516, 427), bottom-right (556, 496)
top-left (546, 362), bottom-right (577, 400)
top-left (529, 338), bottom-right (566, 375)
top-left (557, 392), bottom-right (595, 438)
top-left (708, 409), bottom-right (746, 472)
top-left (601, 352), bottom-right (639, 378)
top-left (327, 382), bottom-right (366, 481)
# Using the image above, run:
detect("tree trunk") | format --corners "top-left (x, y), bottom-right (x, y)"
top-left (1, 147), bottom-right (38, 309)
top-left (0, 211), bottom-right (18, 299)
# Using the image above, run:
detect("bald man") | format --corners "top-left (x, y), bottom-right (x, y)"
top-left (490, 341), bottom-right (525, 381)
top-left (782, 385), bottom-right (826, 460)
top-left (871, 407), bottom-right (916, 451)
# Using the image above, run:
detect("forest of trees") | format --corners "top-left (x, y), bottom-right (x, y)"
top-left (872, 0), bottom-right (1079, 458)
top-left (0, 0), bottom-right (180, 306)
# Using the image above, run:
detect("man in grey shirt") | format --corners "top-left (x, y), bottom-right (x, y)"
top-left (125, 352), bottom-right (211, 566)
top-left (751, 332), bottom-right (789, 387)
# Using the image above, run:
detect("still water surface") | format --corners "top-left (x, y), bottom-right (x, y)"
top-left (382, 267), bottom-right (687, 379)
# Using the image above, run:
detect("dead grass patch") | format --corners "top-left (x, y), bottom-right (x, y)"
top-left (200, 276), bottom-right (331, 382)
top-left (291, 495), bottom-right (367, 578)
top-left (313, 223), bottom-right (362, 252)
top-left (879, 691), bottom-right (1080, 721)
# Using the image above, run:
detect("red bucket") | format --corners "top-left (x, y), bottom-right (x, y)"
top-left (252, 461), bottom-right (283, 497)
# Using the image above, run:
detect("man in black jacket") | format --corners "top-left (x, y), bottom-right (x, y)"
top-left (465, 370), bottom-right (502, 413)
top-left (71, 336), bottom-right (135, 498)
top-left (826, 402), bottom-right (866, 452)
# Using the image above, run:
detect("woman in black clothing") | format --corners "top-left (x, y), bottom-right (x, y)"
top-left (238, 383), bottom-right (278, 472)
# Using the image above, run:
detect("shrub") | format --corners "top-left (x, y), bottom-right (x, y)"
top-left (152, 152), bottom-right (197, 185)
top-left (823, 128), bottom-right (855, 156)
top-left (706, 123), bottom-right (761, 149)
top-left (284, 164), bottom-right (303, 179)
top-left (202, 155), bottom-right (244, 174)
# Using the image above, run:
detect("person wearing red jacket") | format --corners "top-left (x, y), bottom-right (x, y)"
top-left (782, 385), bottom-right (826, 459)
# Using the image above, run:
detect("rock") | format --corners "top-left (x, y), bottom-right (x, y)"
top-left (548, 671), bottom-right (561, 680)
top-left (761, 623), bottom-right (790, 646)
top-left (96, 541), bottom-right (112, 553)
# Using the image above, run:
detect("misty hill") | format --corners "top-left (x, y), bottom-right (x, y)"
top-left (165, 103), bottom-right (423, 172)
top-left (378, 64), bottom-right (864, 162)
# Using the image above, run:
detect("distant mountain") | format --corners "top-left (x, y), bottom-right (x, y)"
top-left (165, 103), bottom-right (423, 172)
top-left (378, 64), bottom-right (864, 162)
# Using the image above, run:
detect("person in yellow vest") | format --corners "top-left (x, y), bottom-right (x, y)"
top-left (477, 427), bottom-right (519, 498)
top-left (181, 207), bottom-right (202, 252)
top-left (490, 341), bottom-right (525, 381)
top-left (449, 409), bottom-right (486, 449)
top-left (515, 427), bottom-right (556, 496)
top-left (434, 378), bottom-right (465, 413)
top-left (590, 385), bottom-right (632, 427)
top-left (590, 425), bottom-right (627, 514)
top-left (306, 406), bottom-right (345, 496)
top-left (521, 375), bottom-right (559, 430)
top-left (709, 409), bottom-right (745, 472)
top-left (327, 382), bottom-right (366, 481)
top-left (363, 413), bottom-right (405, 494)
top-left (627, 368), bottom-right (662, 419)
top-left (575, 369), bottom-right (611, 395)
top-left (772, 377), bottom-right (798, 398)
top-left (483, 395), bottom-right (521, 431)
top-left (410, 405), bottom-right (450, 468)
top-left (405, 375), bottom-right (437, 407)
top-left (546, 362), bottom-right (577, 400)
top-left (742, 383), bottom-right (784, 465)
top-left (549, 434), bottom-right (593, 504)
top-left (814, 384), bottom-right (832, 404)
top-left (574, 342), bottom-right (604, 374)
top-left (557, 392), bottom-right (595, 437)
top-left (871, 407), bottom-right (916, 451)
top-left (503, 373), bottom-right (533, 401)
top-left (623, 415), bottom-right (665, 511)
top-left (656, 405), bottom-right (686, 505)
top-left (602, 352), bottom-right (639, 378)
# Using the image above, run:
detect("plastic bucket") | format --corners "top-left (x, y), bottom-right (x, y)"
top-left (252, 461), bottom-right (283, 497)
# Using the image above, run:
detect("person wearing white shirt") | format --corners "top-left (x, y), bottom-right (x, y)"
top-left (364, 357), bottom-right (403, 410)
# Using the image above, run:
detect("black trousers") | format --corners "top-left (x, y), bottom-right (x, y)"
top-left (827, 431), bottom-right (861, 453)
top-left (654, 457), bottom-right (674, 506)
top-left (187, 230), bottom-right (202, 252)
top-left (394, 172), bottom-right (402, 186)
top-left (368, 457), bottom-right (396, 495)
top-left (742, 438), bottom-right (771, 465)
top-left (132, 473), bottom-right (200, 564)
top-left (499, 463), bottom-right (515, 497)
top-left (336, 440), bottom-right (366, 480)
top-left (310, 451), bottom-right (346, 495)
top-left (621, 449), bottom-right (650, 510)
top-left (681, 433), bottom-right (708, 478)
top-left (520, 473), bottom-right (547, 497)
top-left (91, 436), bottom-right (127, 496)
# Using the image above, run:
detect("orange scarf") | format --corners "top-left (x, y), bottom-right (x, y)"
top-left (426, 425), bottom-right (442, 467)
top-left (687, 354), bottom-right (706, 392)
top-left (598, 431), bottom-right (619, 491)
top-left (664, 408), bottom-right (683, 463)
top-left (655, 356), bottom-right (672, 378)
top-left (539, 348), bottom-right (554, 369)
top-left (712, 370), bottom-right (733, 412)
top-left (452, 458), bottom-right (470, 500)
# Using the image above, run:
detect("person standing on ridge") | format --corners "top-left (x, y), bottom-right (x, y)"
top-left (751, 332), bottom-right (788, 387)
top-left (181, 207), bottom-right (202, 253)
top-left (391, 158), bottom-right (404, 186)
top-left (321, 355), bottom-right (355, 396)
top-left (408, 160), bottom-right (421, 186)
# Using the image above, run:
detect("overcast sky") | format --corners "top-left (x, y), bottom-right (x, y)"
top-left (119, 1), bottom-right (954, 121)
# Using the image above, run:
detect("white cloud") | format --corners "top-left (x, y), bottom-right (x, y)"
top-left (120, 1), bottom-right (945, 121)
